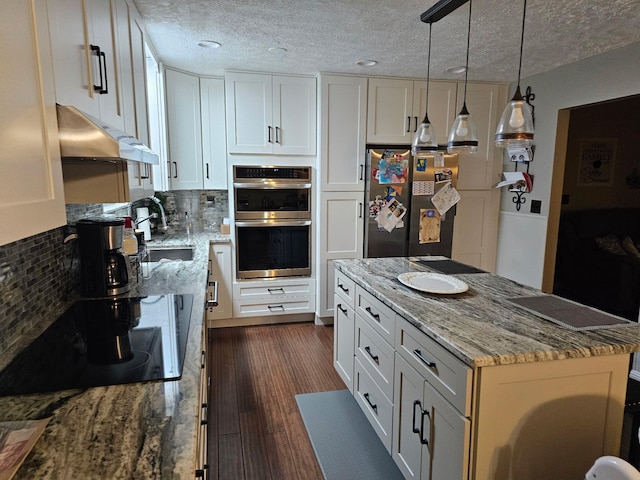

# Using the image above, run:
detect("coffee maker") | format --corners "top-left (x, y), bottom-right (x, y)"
top-left (77, 218), bottom-right (130, 297)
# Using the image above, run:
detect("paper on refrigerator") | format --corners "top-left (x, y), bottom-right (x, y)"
top-left (376, 197), bottom-right (407, 232)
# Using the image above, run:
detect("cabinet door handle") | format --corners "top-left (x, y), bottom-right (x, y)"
top-left (365, 306), bottom-right (380, 322)
top-left (206, 163), bottom-right (210, 179)
top-left (338, 283), bottom-right (349, 295)
top-left (275, 126), bottom-right (280, 144)
top-left (200, 350), bottom-right (206, 369)
top-left (420, 408), bottom-right (431, 446)
top-left (268, 304), bottom-right (285, 311)
top-left (406, 116), bottom-right (411, 133)
top-left (90, 44), bottom-right (108, 94)
top-left (358, 202), bottom-right (363, 218)
top-left (268, 287), bottom-right (285, 294)
top-left (167, 160), bottom-right (171, 179)
top-left (268, 126), bottom-right (273, 143)
top-left (337, 303), bottom-right (348, 315)
top-left (363, 392), bottom-right (377, 413)
top-left (364, 346), bottom-right (379, 364)
top-left (413, 349), bottom-right (436, 368)
top-left (414, 116), bottom-right (418, 132)
top-left (412, 400), bottom-right (422, 434)
top-left (359, 164), bottom-right (364, 181)
top-left (173, 162), bottom-right (178, 178)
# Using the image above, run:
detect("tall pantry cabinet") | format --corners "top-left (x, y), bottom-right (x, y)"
top-left (0, 0), bottom-right (66, 246)
top-left (316, 75), bottom-right (368, 321)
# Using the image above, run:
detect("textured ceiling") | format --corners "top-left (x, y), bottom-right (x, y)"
top-left (133, 0), bottom-right (640, 82)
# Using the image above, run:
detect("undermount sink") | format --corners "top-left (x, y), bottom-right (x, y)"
top-left (146, 246), bottom-right (194, 262)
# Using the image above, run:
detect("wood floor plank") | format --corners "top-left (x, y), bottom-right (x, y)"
top-left (218, 433), bottom-right (244, 480)
top-left (208, 322), bottom-right (342, 480)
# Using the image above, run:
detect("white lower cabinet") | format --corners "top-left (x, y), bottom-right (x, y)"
top-left (334, 270), bottom-right (356, 391)
top-left (233, 278), bottom-right (316, 318)
top-left (393, 353), bottom-right (470, 480)
top-left (207, 242), bottom-right (232, 321)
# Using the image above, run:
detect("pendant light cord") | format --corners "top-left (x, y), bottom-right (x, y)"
top-left (421, 22), bottom-right (433, 123)
top-left (516, 0), bottom-right (527, 85)
top-left (462, 0), bottom-right (472, 105)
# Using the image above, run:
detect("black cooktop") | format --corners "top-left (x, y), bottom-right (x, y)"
top-left (0, 294), bottom-right (193, 397)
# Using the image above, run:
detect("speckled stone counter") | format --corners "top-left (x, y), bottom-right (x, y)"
top-left (0, 231), bottom-right (230, 479)
top-left (334, 257), bottom-right (640, 368)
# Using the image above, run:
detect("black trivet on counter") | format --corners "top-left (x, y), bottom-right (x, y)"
top-left (417, 259), bottom-right (486, 274)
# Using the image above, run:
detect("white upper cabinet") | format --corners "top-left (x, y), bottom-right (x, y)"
top-left (225, 72), bottom-right (316, 155)
top-left (367, 77), bottom-right (457, 146)
top-left (165, 69), bottom-right (227, 190)
top-left (47, 0), bottom-right (138, 133)
top-left (319, 75), bottom-right (368, 192)
top-left (129, 7), bottom-right (150, 147)
top-left (0, 0), bottom-right (66, 246)
top-left (165, 69), bottom-right (203, 190)
top-left (200, 78), bottom-right (228, 190)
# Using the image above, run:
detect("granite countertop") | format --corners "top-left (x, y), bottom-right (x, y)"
top-left (334, 257), bottom-right (640, 368)
top-left (0, 231), bottom-right (230, 479)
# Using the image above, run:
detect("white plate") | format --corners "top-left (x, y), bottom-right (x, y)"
top-left (397, 272), bottom-right (469, 294)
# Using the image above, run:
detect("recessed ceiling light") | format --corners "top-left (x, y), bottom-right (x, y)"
top-left (446, 65), bottom-right (466, 74)
top-left (197, 40), bottom-right (221, 49)
top-left (268, 47), bottom-right (288, 56)
top-left (357, 60), bottom-right (378, 67)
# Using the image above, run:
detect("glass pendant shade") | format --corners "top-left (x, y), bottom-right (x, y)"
top-left (495, 86), bottom-right (534, 147)
top-left (447, 103), bottom-right (478, 153)
top-left (411, 115), bottom-right (438, 155)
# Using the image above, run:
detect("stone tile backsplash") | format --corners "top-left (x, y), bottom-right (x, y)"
top-left (0, 190), bottom-right (229, 357)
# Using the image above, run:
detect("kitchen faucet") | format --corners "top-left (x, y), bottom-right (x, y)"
top-left (148, 196), bottom-right (169, 230)
top-left (135, 213), bottom-right (157, 226)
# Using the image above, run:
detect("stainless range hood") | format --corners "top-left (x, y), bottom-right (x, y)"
top-left (56, 105), bottom-right (159, 165)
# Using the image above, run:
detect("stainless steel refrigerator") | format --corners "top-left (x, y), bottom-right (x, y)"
top-left (364, 147), bottom-right (459, 258)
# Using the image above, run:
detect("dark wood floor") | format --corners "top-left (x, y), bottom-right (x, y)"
top-left (207, 322), bottom-right (346, 480)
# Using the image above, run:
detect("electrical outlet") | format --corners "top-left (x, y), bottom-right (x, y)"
top-left (206, 195), bottom-right (215, 204)
top-left (530, 200), bottom-right (542, 214)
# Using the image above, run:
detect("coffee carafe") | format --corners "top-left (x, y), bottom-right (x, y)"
top-left (77, 218), bottom-right (131, 297)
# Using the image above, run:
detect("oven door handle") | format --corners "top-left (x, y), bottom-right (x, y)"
top-left (233, 182), bottom-right (312, 189)
top-left (235, 220), bottom-right (312, 227)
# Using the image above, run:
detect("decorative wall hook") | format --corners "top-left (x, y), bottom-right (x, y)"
top-left (510, 186), bottom-right (528, 211)
top-left (524, 86), bottom-right (535, 124)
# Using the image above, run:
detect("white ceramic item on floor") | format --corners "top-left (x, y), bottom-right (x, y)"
top-left (584, 456), bottom-right (640, 480)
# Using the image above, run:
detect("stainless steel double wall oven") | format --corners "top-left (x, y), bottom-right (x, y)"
top-left (233, 166), bottom-right (312, 279)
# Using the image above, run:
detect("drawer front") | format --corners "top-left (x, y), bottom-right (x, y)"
top-left (234, 279), bottom-right (315, 301)
top-left (354, 358), bottom-right (393, 453)
top-left (335, 270), bottom-right (356, 307)
top-left (355, 286), bottom-right (395, 345)
top-left (355, 315), bottom-right (395, 401)
top-left (396, 316), bottom-right (472, 416)
top-left (233, 296), bottom-right (316, 317)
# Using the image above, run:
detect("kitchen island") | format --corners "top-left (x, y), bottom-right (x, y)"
top-left (0, 231), bottom-right (229, 479)
top-left (334, 257), bottom-right (640, 480)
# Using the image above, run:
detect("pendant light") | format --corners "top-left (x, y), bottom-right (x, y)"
top-left (411, 22), bottom-right (438, 155)
top-left (447, 0), bottom-right (479, 154)
top-left (495, 0), bottom-right (534, 147)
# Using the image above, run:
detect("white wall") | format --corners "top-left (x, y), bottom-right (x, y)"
top-left (495, 41), bottom-right (640, 287)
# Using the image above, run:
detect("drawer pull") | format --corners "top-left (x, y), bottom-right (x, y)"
top-left (337, 304), bottom-right (348, 315)
top-left (268, 287), bottom-right (285, 294)
top-left (365, 306), bottom-right (380, 322)
top-left (201, 350), bottom-right (206, 369)
top-left (364, 392), bottom-right (377, 413)
top-left (364, 346), bottom-right (379, 364)
top-left (268, 304), bottom-right (285, 311)
top-left (338, 283), bottom-right (349, 294)
top-left (413, 349), bottom-right (436, 368)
